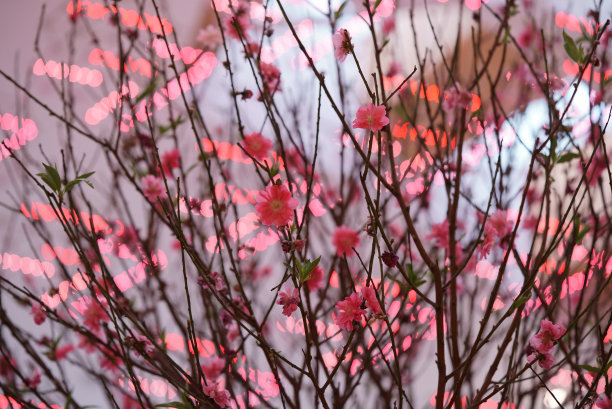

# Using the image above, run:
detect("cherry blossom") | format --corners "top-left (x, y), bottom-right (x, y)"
top-left (277, 285), bottom-right (300, 317)
top-left (477, 210), bottom-right (515, 259)
top-left (526, 319), bottom-right (566, 370)
top-left (243, 132), bottom-right (272, 161)
top-left (353, 103), bottom-right (390, 132)
top-left (332, 28), bottom-right (353, 62)
top-left (83, 299), bottom-right (110, 334)
top-left (197, 25), bottom-right (222, 50)
top-left (334, 292), bottom-right (366, 331)
top-left (160, 149), bottom-right (180, 176)
top-left (30, 303), bottom-right (46, 325)
top-left (23, 369), bottom-right (41, 389)
top-left (361, 286), bottom-right (382, 315)
top-left (141, 174), bottom-right (167, 202)
top-left (306, 265), bottom-right (324, 291)
top-left (442, 83), bottom-right (473, 112)
top-left (202, 356), bottom-right (225, 379)
top-left (224, 1), bottom-right (252, 41)
top-left (203, 380), bottom-right (231, 407)
top-left (260, 62), bottom-right (281, 95)
top-left (53, 344), bottom-right (74, 361)
top-left (255, 184), bottom-right (299, 227)
top-left (595, 395), bottom-right (612, 409)
top-left (332, 226), bottom-right (360, 256)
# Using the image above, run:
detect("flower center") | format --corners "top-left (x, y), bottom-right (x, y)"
top-left (270, 200), bottom-right (283, 212)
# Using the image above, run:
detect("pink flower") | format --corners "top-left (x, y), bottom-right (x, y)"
top-left (23, 370), bottom-right (41, 389)
top-left (526, 319), bottom-right (566, 370)
top-left (255, 184), bottom-right (299, 227)
top-left (99, 347), bottom-right (121, 372)
top-left (595, 395), bottom-right (612, 409)
top-left (527, 349), bottom-right (555, 370)
top-left (77, 333), bottom-right (97, 354)
top-left (306, 265), bottom-right (324, 291)
top-left (486, 210), bottom-right (514, 240)
top-left (334, 293), bottom-right (366, 331)
top-left (426, 220), bottom-right (450, 250)
top-left (382, 17), bottom-right (396, 35)
top-left (442, 83), bottom-right (473, 112)
top-left (332, 28), bottom-right (353, 62)
top-left (198, 271), bottom-right (228, 293)
top-left (30, 303), bottom-right (46, 325)
top-left (352, 103), bottom-right (390, 132)
top-left (361, 286), bottom-right (382, 314)
top-left (260, 62), bottom-right (281, 95)
top-left (539, 319), bottom-right (566, 340)
top-left (277, 285), bottom-right (300, 317)
top-left (224, 1), bottom-right (252, 40)
top-left (202, 356), bottom-right (225, 379)
top-left (197, 25), bottom-right (222, 50)
top-left (160, 149), bottom-right (180, 176)
top-left (203, 381), bottom-right (231, 407)
top-left (517, 26), bottom-right (534, 48)
top-left (83, 299), bottom-right (109, 334)
top-left (141, 175), bottom-right (167, 202)
top-left (243, 132), bottom-right (272, 161)
top-left (53, 344), bottom-right (74, 361)
top-left (477, 210), bottom-right (515, 259)
top-left (332, 226), bottom-right (360, 256)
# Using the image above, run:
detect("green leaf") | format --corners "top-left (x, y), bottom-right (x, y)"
top-left (509, 294), bottom-right (530, 312)
top-left (576, 224), bottom-right (590, 245)
top-left (334, 0), bottom-right (347, 20)
top-left (298, 256), bottom-right (321, 282)
top-left (155, 402), bottom-right (190, 409)
top-left (64, 171), bottom-right (96, 193)
top-left (379, 39), bottom-right (390, 52)
top-left (563, 31), bottom-right (584, 64)
top-left (268, 161), bottom-right (280, 178)
top-left (405, 263), bottom-right (426, 289)
top-left (77, 171), bottom-right (96, 179)
top-left (134, 78), bottom-right (157, 104)
top-left (502, 27), bottom-right (511, 44)
top-left (557, 152), bottom-right (579, 163)
top-left (38, 163), bottom-right (62, 192)
top-left (387, 275), bottom-right (410, 293)
top-left (373, 0), bottom-right (383, 12)
top-left (159, 116), bottom-right (185, 135)
top-left (577, 364), bottom-right (600, 373)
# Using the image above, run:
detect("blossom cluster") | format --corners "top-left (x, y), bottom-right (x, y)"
top-left (526, 319), bottom-right (566, 370)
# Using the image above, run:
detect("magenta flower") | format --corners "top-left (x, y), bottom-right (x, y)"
top-left (30, 303), bottom-right (46, 325)
top-left (333, 226), bottom-right (360, 256)
top-left (83, 300), bottom-right (110, 335)
top-left (141, 174), bottom-right (167, 202)
top-left (277, 285), bottom-right (300, 317)
top-left (352, 103), bottom-right (390, 132)
top-left (527, 348), bottom-right (555, 370)
top-left (527, 319), bottom-right (566, 370)
top-left (442, 83), bottom-right (473, 112)
top-left (332, 28), bottom-right (353, 63)
top-left (361, 286), bottom-right (382, 315)
top-left (334, 292), bottom-right (366, 331)
top-left (477, 210), bottom-right (515, 259)
top-left (203, 380), bottom-right (231, 407)
top-left (255, 184), bottom-right (299, 227)
top-left (595, 395), bottom-right (612, 409)
top-left (202, 356), bottom-right (225, 380)
top-left (160, 149), bottom-right (180, 176)
top-left (539, 319), bottom-right (566, 340)
top-left (243, 132), bottom-right (272, 161)
top-left (306, 265), bottom-right (324, 291)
